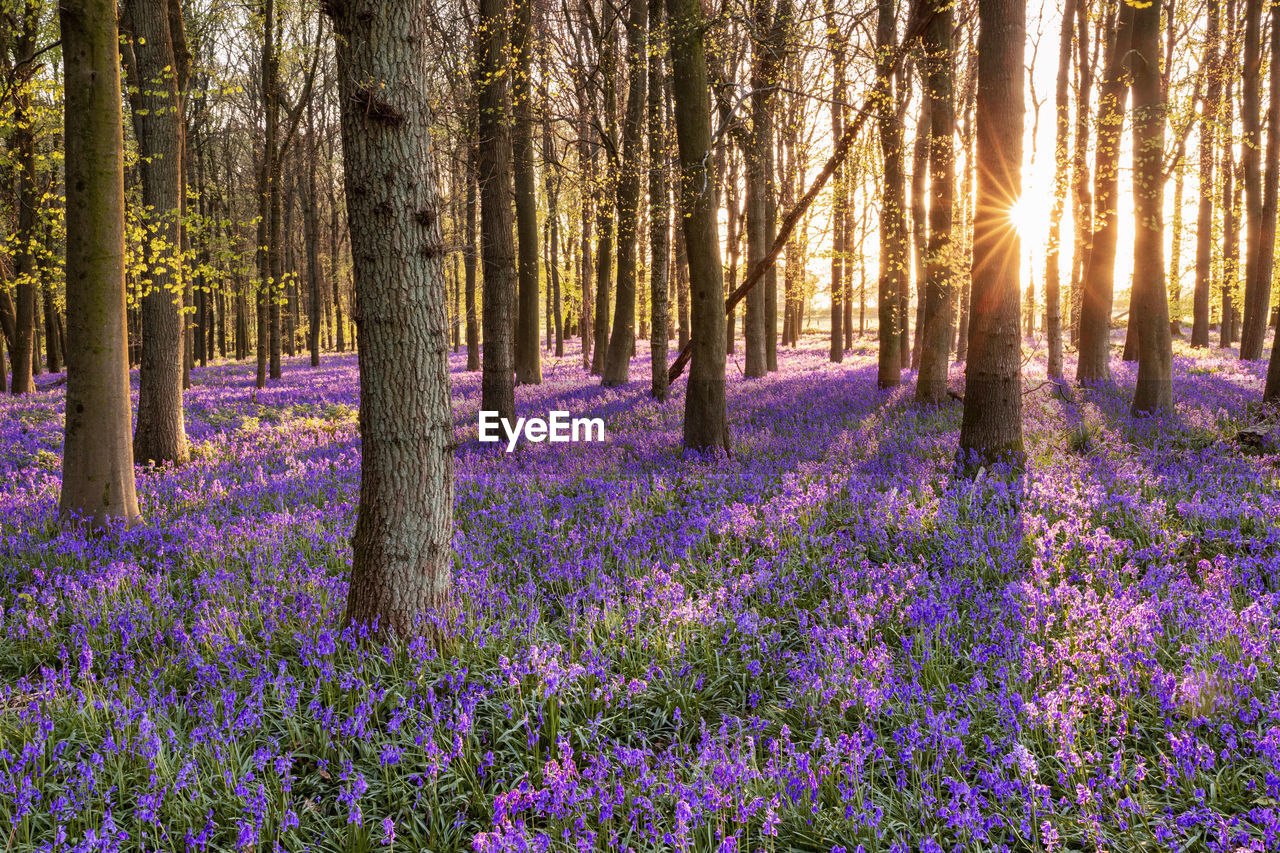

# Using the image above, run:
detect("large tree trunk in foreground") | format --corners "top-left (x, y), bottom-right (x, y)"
top-left (915, 3), bottom-right (954, 403)
top-left (648, 0), bottom-right (670, 400)
top-left (477, 0), bottom-right (516, 424)
top-left (59, 0), bottom-right (142, 527)
top-left (1262, 1), bottom-right (1280, 400)
top-left (1076, 0), bottom-right (1134, 384)
top-left (330, 0), bottom-right (454, 639)
top-left (1129, 0), bottom-right (1173, 415)
top-left (1191, 0), bottom-right (1221, 349)
top-left (603, 0), bottom-right (648, 386)
top-left (959, 0), bottom-right (1024, 467)
top-left (668, 0), bottom-right (729, 452)
top-left (512, 0), bottom-right (542, 385)
top-left (123, 0), bottom-right (190, 466)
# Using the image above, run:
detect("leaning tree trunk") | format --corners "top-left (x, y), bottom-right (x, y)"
top-left (603, 0), bottom-right (648, 386)
top-left (329, 0), bottom-right (454, 639)
top-left (668, 0), bottom-right (729, 453)
top-left (1191, 0), bottom-right (1221, 349)
top-left (477, 0), bottom-right (517, 424)
top-left (915, 0), bottom-right (954, 403)
top-left (123, 0), bottom-right (189, 466)
top-left (1129, 0), bottom-right (1173, 415)
top-left (876, 0), bottom-right (907, 389)
top-left (958, 0), bottom-right (1024, 467)
top-left (512, 0), bottom-right (542, 385)
top-left (648, 0), bottom-right (670, 400)
top-left (1076, 0), bottom-right (1134, 384)
top-left (59, 0), bottom-right (142, 527)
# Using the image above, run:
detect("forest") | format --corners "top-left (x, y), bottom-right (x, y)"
top-left (3, 0), bottom-right (1280, 849)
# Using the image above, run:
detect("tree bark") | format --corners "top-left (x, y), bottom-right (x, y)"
top-left (59, 0), bottom-right (141, 527)
top-left (1191, 0), bottom-right (1220, 349)
top-left (1070, 0), bottom-right (1093, 347)
top-left (329, 0), bottom-right (454, 639)
top-left (910, 63), bottom-right (931, 371)
top-left (958, 0), bottom-right (1024, 467)
top-left (603, 0), bottom-right (648, 385)
top-left (667, 0), bottom-right (728, 452)
top-left (7, 2), bottom-right (38, 394)
top-left (465, 130), bottom-right (480, 370)
top-left (1044, 0), bottom-right (1075, 378)
top-left (1239, 0), bottom-right (1270, 360)
top-left (477, 0), bottom-right (516, 424)
top-left (512, 0), bottom-right (542, 384)
top-left (825, 0), bottom-right (846, 364)
top-left (915, 1), bottom-right (954, 403)
top-left (876, 0), bottom-right (907, 388)
top-left (1129, 0), bottom-right (1172, 414)
top-left (1076, 0), bottom-right (1134, 384)
top-left (648, 0), bottom-right (670, 399)
top-left (123, 0), bottom-right (190, 466)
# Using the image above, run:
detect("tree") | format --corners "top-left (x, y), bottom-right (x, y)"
top-left (648, 0), bottom-right (670, 400)
top-left (602, 0), bottom-right (647, 386)
top-left (122, 0), bottom-right (190, 467)
top-left (1128, 0), bottom-right (1172, 415)
top-left (477, 0), bottom-right (516, 425)
top-left (1191, 0), bottom-right (1221, 349)
top-left (1238, 0), bottom-right (1271, 360)
top-left (4, 0), bottom-right (40, 395)
top-left (329, 0), bottom-right (454, 638)
top-left (667, 0), bottom-right (728, 453)
top-left (58, 0), bottom-right (141, 527)
top-left (824, 0), bottom-right (845, 365)
top-left (512, 0), bottom-right (541, 385)
top-left (1044, 0), bottom-right (1075, 378)
top-left (914, 0), bottom-right (954, 404)
top-left (958, 0), bottom-right (1023, 466)
top-left (1262, 0), bottom-right (1280, 400)
top-left (1076, 0), bottom-right (1134, 384)
top-left (876, 0), bottom-right (907, 389)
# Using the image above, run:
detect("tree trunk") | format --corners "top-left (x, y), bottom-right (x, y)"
top-left (915, 1), bottom-right (954, 403)
top-left (1239, 0), bottom-right (1269, 359)
top-left (123, 0), bottom-right (189, 466)
top-left (603, 0), bottom-right (648, 386)
top-left (1129, 0), bottom-right (1172, 414)
top-left (959, 0), bottom-right (1024, 467)
top-left (592, 24), bottom-right (617, 376)
top-left (1076, 0), bottom-right (1134, 383)
top-left (876, 0), bottom-right (906, 388)
top-left (825, 0), bottom-right (845, 364)
top-left (465, 133), bottom-right (480, 370)
top-left (1044, 0), bottom-right (1075, 378)
top-left (59, 0), bottom-right (142, 527)
top-left (1070, 0), bottom-right (1093, 347)
top-left (512, 0), bottom-right (542, 384)
top-left (1191, 0), bottom-right (1221, 349)
top-left (668, 0), bottom-right (728, 452)
top-left (648, 0), bottom-right (670, 400)
top-left (477, 0), bottom-right (517, 424)
top-left (1262, 0), bottom-right (1280, 398)
top-left (7, 2), bottom-right (38, 394)
top-left (329, 0), bottom-right (453, 639)
top-left (1221, 2), bottom-right (1240, 349)
top-left (910, 66), bottom-right (931, 371)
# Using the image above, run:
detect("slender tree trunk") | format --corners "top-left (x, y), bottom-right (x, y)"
top-left (59, 0), bottom-right (141, 527)
top-left (7, 3), bottom-right (38, 394)
top-left (465, 135), bottom-right (480, 370)
top-left (329, 0), bottom-right (453, 638)
top-left (915, 1), bottom-right (954, 403)
top-left (668, 0), bottom-right (728, 452)
top-left (826, 0), bottom-right (845, 364)
top-left (649, 0), bottom-right (670, 399)
top-left (1077, 0), bottom-right (1134, 383)
top-left (959, 0), bottom-right (1024, 466)
top-left (512, 0), bottom-right (542, 384)
top-left (1221, 4), bottom-right (1240, 349)
top-left (577, 77), bottom-right (594, 370)
top-left (910, 68), bottom-right (931, 371)
top-left (123, 0), bottom-right (189, 466)
top-left (592, 25), bottom-right (617, 376)
top-left (477, 0), bottom-right (517, 423)
top-left (1239, 0), bottom-right (1268, 359)
top-left (604, 0), bottom-right (648, 385)
top-left (42, 283), bottom-right (60, 373)
top-left (876, 0), bottom-right (906, 388)
top-left (1070, 0), bottom-right (1094, 347)
top-left (1129, 0), bottom-right (1172, 414)
top-left (1045, 0), bottom-right (1075, 378)
top-left (1192, 0), bottom-right (1221, 349)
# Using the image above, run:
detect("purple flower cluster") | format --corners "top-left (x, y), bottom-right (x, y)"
top-left (1, 337), bottom-right (1278, 851)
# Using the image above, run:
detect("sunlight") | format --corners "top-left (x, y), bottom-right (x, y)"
top-left (1007, 195), bottom-right (1049, 247)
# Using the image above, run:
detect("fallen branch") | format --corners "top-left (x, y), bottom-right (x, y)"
top-left (668, 0), bottom-right (934, 384)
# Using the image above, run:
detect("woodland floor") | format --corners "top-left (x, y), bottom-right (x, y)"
top-left (2, 333), bottom-right (1280, 852)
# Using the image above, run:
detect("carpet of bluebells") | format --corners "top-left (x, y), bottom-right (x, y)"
top-left (3, 334), bottom-right (1280, 853)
